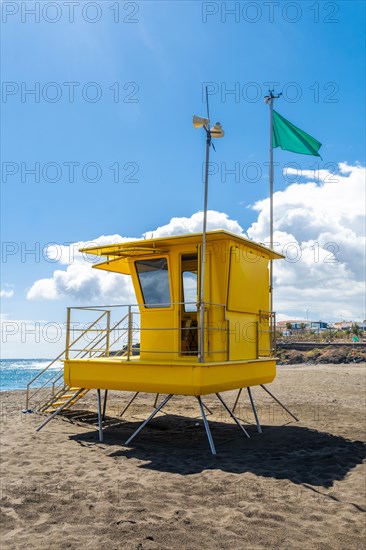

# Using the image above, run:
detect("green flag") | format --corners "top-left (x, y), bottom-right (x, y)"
top-left (272, 110), bottom-right (322, 159)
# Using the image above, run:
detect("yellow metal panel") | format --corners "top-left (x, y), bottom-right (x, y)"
top-left (139, 311), bottom-right (177, 361)
top-left (64, 357), bottom-right (276, 395)
top-left (227, 312), bottom-right (258, 361)
top-left (227, 246), bottom-right (269, 314)
top-left (92, 256), bottom-right (131, 275)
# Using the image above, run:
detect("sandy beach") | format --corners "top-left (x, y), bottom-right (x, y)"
top-left (1, 363), bottom-right (365, 549)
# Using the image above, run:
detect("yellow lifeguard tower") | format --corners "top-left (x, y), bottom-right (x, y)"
top-left (27, 99), bottom-right (299, 454)
top-left (28, 229), bottom-right (299, 454)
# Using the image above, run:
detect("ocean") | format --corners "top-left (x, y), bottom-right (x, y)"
top-left (0, 359), bottom-right (62, 391)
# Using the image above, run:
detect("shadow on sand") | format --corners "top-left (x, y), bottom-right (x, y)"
top-left (67, 411), bottom-right (366, 488)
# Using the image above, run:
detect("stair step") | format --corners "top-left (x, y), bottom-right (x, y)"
top-left (49, 389), bottom-right (85, 401)
top-left (51, 396), bottom-right (74, 403)
top-left (50, 399), bottom-right (79, 407)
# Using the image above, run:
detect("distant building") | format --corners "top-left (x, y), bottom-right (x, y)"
top-left (276, 319), bottom-right (329, 334)
top-left (276, 320), bottom-right (311, 333)
top-left (310, 321), bottom-right (328, 331)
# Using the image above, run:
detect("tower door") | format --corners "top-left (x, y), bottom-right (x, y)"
top-left (180, 254), bottom-right (198, 356)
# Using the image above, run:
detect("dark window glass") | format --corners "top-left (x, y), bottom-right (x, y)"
top-left (135, 258), bottom-right (171, 308)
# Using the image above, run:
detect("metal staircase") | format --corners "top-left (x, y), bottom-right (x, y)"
top-left (38, 386), bottom-right (90, 414)
top-left (25, 307), bottom-right (134, 426)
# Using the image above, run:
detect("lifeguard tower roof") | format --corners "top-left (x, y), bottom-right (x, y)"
top-left (81, 229), bottom-right (283, 265)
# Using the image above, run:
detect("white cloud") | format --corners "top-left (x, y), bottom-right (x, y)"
top-left (143, 210), bottom-right (245, 238)
top-left (0, 288), bottom-right (14, 298)
top-left (27, 233), bottom-right (138, 303)
top-left (45, 234), bottom-right (131, 265)
top-left (247, 163), bottom-right (366, 320)
top-left (27, 262), bottom-right (135, 303)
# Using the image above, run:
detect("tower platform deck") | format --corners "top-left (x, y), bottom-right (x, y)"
top-left (64, 356), bottom-right (276, 395)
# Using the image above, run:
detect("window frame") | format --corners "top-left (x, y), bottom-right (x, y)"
top-left (134, 256), bottom-right (173, 310)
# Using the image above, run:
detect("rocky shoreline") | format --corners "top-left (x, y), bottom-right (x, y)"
top-left (277, 344), bottom-right (366, 365)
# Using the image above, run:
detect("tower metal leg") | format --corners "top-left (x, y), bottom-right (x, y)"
top-left (216, 393), bottom-right (250, 438)
top-left (232, 387), bottom-right (243, 414)
top-left (247, 387), bottom-right (262, 433)
top-left (102, 389), bottom-right (108, 421)
top-left (120, 391), bottom-right (139, 417)
top-left (125, 394), bottom-right (173, 446)
top-left (97, 389), bottom-right (103, 442)
top-left (153, 393), bottom-right (159, 408)
top-left (260, 384), bottom-right (299, 421)
top-left (197, 397), bottom-right (216, 455)
top-left (202, 402), bottom-right (213, 415)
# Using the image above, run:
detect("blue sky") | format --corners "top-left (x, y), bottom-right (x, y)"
top-left (1, 1), bottom-right (365, 356)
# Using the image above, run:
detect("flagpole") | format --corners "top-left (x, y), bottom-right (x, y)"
top-left (265, 89), bottom-right (281, 353)
top-left (269, 94), bottom-right (274, 315)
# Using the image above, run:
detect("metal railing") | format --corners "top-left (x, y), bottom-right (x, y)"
top-left (25, 310), bottom-right (124, 411)
top-left (64, 302), bottom-right (231, 362)
top-left (257, 310), bottom-right (276, 357)
top-left (65, 305), bottom-right (138, 360)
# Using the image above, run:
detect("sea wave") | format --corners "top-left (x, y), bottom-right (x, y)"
top-left (0, 359), bottom-right (62, 371)
top-left (0, 359), bottom-right (64, 391)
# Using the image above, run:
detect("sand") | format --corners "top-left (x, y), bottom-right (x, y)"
top-left (1, 364), bottom-right (365, 550)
